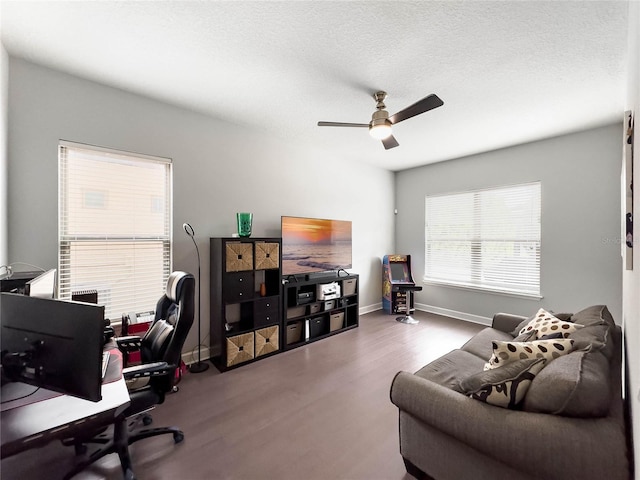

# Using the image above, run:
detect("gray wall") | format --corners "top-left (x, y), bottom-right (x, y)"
top-left (0, 45), bottom-right (7, 266)
top-left (395, 124), bottom-right (623, 324)
top-left (6, 57), bottom-right (395, 358)
top-left (623, 0), bottom-right (640, 468)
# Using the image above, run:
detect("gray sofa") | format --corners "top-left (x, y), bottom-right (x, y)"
top-left (390, 305), bottom-right (631, 480)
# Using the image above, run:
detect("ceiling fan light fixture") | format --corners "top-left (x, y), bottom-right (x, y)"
top-left (369, 105), bottom-right (392, 139)
top-left (317, 89), bottom-right (443, 150)
top-left (369, 123), bottom-right (392, 139)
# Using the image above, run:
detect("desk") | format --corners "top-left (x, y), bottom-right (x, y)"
top-left (1, 377), bottom-right (129, 458)
top-left (1, 349), bottom-right (130, 477)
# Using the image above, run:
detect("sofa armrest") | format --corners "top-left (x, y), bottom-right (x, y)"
top-left (390, 371), bottom-right (628, 479)
top-left (491, 313), bottom-right (526, 334)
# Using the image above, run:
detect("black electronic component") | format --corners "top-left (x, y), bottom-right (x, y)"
top-left (1, 293), bottom-right (105, 402)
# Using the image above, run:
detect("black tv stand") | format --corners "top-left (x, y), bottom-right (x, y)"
top-left (283, 274), bottom-right (359, 350)
top-left (305, 271), bottom-right (338, 281)
top-left (283, 274), bottom-right (301, 283)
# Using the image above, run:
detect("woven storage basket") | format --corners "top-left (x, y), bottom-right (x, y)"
top-left (226, 242), bottom-right (253, 272)
top-left (226, 332), bottom-right (254, 367)
top-left (254, 242), bottom-right (279, 270)
top-left (255, 325), bottom-right (279, 357)
top-left (330, 312), bottom-right (345, 332)
top-left (286, 321), bottom-right (303, 344)
top-left (342, 278), bottom-right (357, 295)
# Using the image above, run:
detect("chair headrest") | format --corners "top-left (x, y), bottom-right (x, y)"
top-left (166, 271), bottom-right (193, 302)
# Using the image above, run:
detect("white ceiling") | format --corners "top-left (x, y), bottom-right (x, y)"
top-left (0, 1), bottom-right (630, 171)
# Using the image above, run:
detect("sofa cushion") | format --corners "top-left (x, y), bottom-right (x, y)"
top-left (460, 327), bottom-right (513, 360)
top-left (485, 338), bottom-right (575, 369)
top-left (414, 349), bottom-right (486, 390)
top-left (513, 329), bottom-right (538, 342)
top-left (568, 305), bottom-right (614, 358)
top-left (514, 329), bottom-right (566, 342)
top-left (458, 358), bottom-right (546, 409)
top-left (571, 305), bottom-right (615, 328)
top-left (522, 348), bottom-right (611, 417)
top-left (513, 308), bottom-right (583, 339)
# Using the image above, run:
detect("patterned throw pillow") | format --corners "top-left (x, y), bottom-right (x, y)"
top-left (517, 308), bottom-right (583, 339)
top-left (485, 338), bottom-right (575, 370)
top-left (460, 358), bottom-right (547, 409)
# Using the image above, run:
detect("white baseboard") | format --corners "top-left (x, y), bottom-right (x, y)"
top-left (415, 302), bottom-right (492, 326)
top-left (182, 346), bottom-right (211, 365)
top-left (360, 302), bottom-right (382, 315)
top-left (180, 304), bottom-right (490, 365)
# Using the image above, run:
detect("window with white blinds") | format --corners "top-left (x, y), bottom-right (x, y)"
top-left (58, 142), bottom-right (172, 321)
top-left (424, 182), bottom-right (541, 297)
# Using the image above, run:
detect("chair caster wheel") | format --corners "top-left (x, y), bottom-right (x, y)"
top-left (173, 432), bottom-right (184, 443)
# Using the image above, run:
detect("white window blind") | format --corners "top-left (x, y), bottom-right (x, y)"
top-left (424, 182), bottom-right (541, 297)
top-left (58, 142), bottom-right (172, 321)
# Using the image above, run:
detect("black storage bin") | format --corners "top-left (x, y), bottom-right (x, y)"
top-left (308, 316), bottom-right (328, 339)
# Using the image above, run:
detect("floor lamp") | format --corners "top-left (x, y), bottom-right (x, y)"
top-left (183, 223), bottom-right (209, 373)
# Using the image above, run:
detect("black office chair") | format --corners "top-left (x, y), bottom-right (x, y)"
top-left (63, 271), bottom-right (195, 480)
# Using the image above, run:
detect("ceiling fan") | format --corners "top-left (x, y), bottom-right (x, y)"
top-left (318, 91), bottom-right (443, 150)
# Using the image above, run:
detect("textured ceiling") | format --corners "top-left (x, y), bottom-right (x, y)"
top-left (0, 1), bottom-right (630, 171)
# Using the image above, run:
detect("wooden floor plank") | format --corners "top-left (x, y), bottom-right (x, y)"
top-left (1, 310), bottom-right (484, 480)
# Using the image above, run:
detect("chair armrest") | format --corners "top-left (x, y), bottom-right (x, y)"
top-left (390, 371), bottom-right (627, 479)
top-left (491, 313), bottom-right (526, 334)
top-left (123, 361), bottom-right (175, 380)
top-left (116, 335), bottom-right (142, 353)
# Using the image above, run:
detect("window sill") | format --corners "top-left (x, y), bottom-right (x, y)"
top-left (422, 279), bottom-right (543, 300)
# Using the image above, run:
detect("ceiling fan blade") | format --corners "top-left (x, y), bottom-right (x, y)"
top-left (381, 135), bottom-right (399, 150)
top-left (318, 121), bottom-right (369, 127)
top-left (388, 94), bottom-right (444, 125)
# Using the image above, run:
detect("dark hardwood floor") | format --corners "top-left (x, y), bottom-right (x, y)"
top-left (1, 310), bottom-right (484, 480)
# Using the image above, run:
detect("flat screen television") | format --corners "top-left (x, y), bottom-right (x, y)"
top-left (281, 216), bottom-right (352, 276)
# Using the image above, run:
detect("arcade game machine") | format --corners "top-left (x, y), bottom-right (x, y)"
top-left (382, 254), bottom-right (423, 324)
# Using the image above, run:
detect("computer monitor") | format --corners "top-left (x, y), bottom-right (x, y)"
top-left (0, 293), bottom-right (105, 402)
top-left (25, 269), bottom-right (57, 298)
top-left (0, 270), bottom-right (40, 294)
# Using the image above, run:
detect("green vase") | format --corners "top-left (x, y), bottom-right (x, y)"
top-left (237, 213), bottom-right (253, 237)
